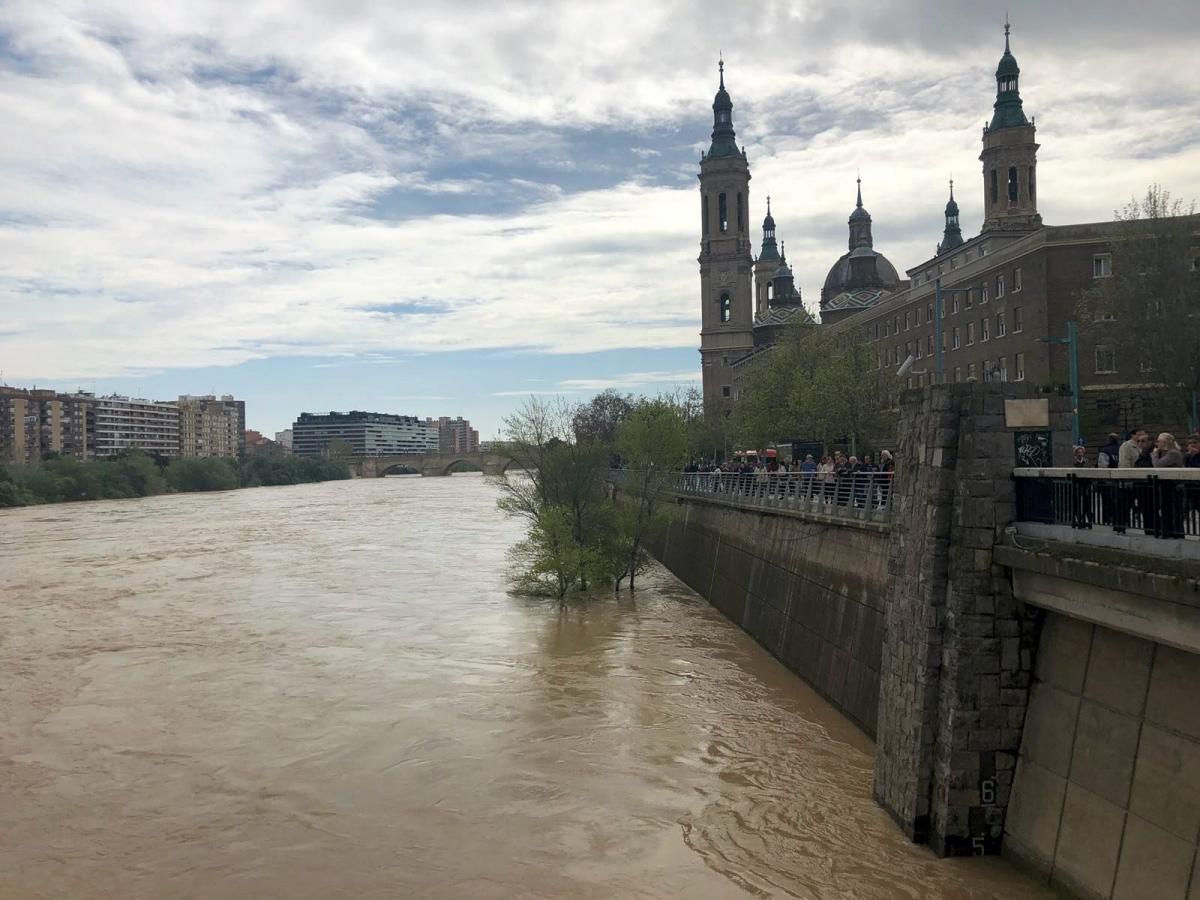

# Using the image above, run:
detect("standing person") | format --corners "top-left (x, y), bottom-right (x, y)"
top-left (1153, 433), bottom-right (1185, 538)
top-left (1097, 433), bottom-right (1121, 469)
top-left (1071, 445), bottom-right (1092, 528)
top-left (1119, 430), bottom-right (1146, 468)
top-left (818, 455), bottom-right (835, 503)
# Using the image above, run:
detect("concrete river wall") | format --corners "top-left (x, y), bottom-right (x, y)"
top-left (649, 499), bottom-right (889, 736)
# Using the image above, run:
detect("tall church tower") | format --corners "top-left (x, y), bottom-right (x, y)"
top-left (753, 197), bottom-right (779, 319)
top-left (980, 21), bottom-right (1042, 233)
top-left (698, 60), bottom-right (754, 418)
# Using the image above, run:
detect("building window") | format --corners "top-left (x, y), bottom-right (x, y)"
top-left (916, 339), bottom-right (923, 359)
top-left (952, 327), bottom-right (961, 350)
top-left (904, 311), bottom-right (911, 331)
top-left (997, 312), bottom-right (1006, 337)
top-left (951, 257), bottom-right (958, 270)
top-left (1094, 346), bottom-right (1117, 374)
top-left (1094, 254), bottom-right (1112, 278)
top-left (702, 195), bottom-right (709, 235)
top-left (918, 373), bottom-right (927, 387)
top-left (873, 322), bottom-right (879, 340)
top-left (722, 385), bottom-right (731, 398)
top-left (954, 366), bottom-right (962, 383)
top-left (926, 303), bottom-right (933, 323)
top-left (940, 298), bottom-right (946, 318)
top-left (719, 293), bottom-right (731, 323)
top-left (884, 320), bottom-right (890, 337)
top-left (981, 282), bottom-right (989, 303)
top-left (905, 341), bottom-right (913, 360)
top-left (990, 169), bottom-right (998, 205)
top-left (1015, 352), bottom-right (1025, 381)
top-left (966, 288), bottom-right (974, 308)
top-left (894, 315), bottom-right (900, 334)
top-left (966, 322), bottom-right (975, 345)
top-left (1013, 306), bottom-right (1023, 332)
top-left (737, 192), bottom-right (744, 232)
top-left (997, 274), bottom-right (1005, 298)
top-left (981, 317), bottom-right (990, 341)
top-left (718, 193), bottom-right (728, 232)
top-left (896, 344), bottom-right (902, 364)
top-left (938, 264), bottom-right (944, 276)
top-left (927, 335), bottom-right (934, 357)
top-left (1014, 267), bottom-right (1023, 292)
top-left (999, 356), bottom-right (1008, 382)
top-left (952, 293), bottom-right (960, 314)
top-left (1008, 166), bottom-right (1019, 203)
top-left (968, 362), bottom-right (978, 381)
top-left (1029, 167), bottom-right (1036, 202)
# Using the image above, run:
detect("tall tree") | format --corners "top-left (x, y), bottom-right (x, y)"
top-left (572, 389), bottom-right (634, 447)
top-left (1080, 186), bottom-right (1200, 429)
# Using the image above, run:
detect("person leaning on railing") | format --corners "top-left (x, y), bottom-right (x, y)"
top-left (1153, 433), bottom-right (1185, 538)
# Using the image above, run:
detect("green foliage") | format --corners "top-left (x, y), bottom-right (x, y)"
top-left (497, 393), bottom-right (690, 598)
top-left (0, 450), bottom-right (350, 508)
top-left (731, 326), bottom-right (897, 451)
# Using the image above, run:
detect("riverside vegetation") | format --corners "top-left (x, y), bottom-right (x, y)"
top-left (497, 391), bottom-right (696, 599)
top-left (0, 450), bottom-right (349, 508)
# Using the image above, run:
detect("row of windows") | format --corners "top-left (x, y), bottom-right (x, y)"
top-left (1093, 252), bottom-right (1200, 277)
top-left (902, 354), bottom-right (1028, 388)
top-left (872, 272), bottom-right (1023, 340)
top-left (876, 309), bottom-right (1026, 369)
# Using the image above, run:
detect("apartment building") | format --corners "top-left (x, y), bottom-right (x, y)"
top-left (178, 394), bottom-right (246, 459)
top-left (292, 411), bottom-right (439, 457)
top-left (0, 387), bottom-right (94, 465)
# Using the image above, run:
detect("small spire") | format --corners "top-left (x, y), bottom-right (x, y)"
top-left (949, 177), bottom-right (955, 200)
top-left (1004, 14), bottom-right (1011, 52)
top-left (780, 240), bottom-right (785, 261)
top-left (856, 175), bottom-right (863, 209)
top-left (718, 55), bottom-right (725, 90)
top-left (766, 194), bottom-right (771, 215)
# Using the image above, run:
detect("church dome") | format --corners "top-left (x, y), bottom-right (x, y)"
top-left (822, 249), bottom-right (901, 297)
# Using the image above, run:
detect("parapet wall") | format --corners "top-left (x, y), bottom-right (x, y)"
top-left (649, 499), bottom-right (889, 735)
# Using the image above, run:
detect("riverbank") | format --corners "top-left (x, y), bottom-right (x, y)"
top-left (0, 451), bottom-right (349, 508)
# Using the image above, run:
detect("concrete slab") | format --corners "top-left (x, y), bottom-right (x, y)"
top-left (1005, 758), bottom-right (1066, 862)
top-left (1112, 813), bottom-right (1194, 900)
top-left (1053, 783), bottom-right (1124, 899)
top-left (1021, 682), bottom-right (1080, 777)
top-left (1084, 627), bottom-right (1154, 717)
top-left (1129, 723), bottom-right (1200, 844)
top-left (1035, 614), bottom-right (1093, 694)
top-left (1146, 646), bottom-right (1200, 741)
top-left (1069, 699), bottom-right (1140, 808)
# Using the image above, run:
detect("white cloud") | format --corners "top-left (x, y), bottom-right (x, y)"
top-left (0, 0), bottom-right (1197, 383)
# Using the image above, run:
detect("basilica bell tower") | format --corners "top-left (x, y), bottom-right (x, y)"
top-left (698, 60), bottom-right (754, 418)
top-left (980, 21), bottom-right (1042, 233)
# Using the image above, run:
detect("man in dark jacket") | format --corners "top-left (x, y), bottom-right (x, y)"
top-left (1098, 434), bottom-right (1120, 469)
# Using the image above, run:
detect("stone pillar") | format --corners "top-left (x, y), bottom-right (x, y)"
top-left (873, 383), bottom-right (1071, 856)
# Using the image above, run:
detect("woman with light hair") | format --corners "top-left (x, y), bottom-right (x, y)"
top-left (1153, 433), bottom-right (1184, 468)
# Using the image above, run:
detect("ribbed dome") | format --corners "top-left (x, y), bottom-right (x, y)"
top-left (822, 250), bottom-right (901, 297)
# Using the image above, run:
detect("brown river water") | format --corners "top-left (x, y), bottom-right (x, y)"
top-left (0, 474), bottom-right (1053, 900)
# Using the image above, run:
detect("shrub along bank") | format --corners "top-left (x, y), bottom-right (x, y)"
top-left (0, 451), bottom-right (349, 508)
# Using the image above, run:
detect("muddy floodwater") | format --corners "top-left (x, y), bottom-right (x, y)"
top-left (0, 475), bottom-right (1053, 899)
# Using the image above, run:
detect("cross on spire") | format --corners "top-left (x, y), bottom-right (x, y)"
top-left (1005, 13), bottom-right (1011, 51)
top-left (766, 194), bottom-right (771, 214)
top-left (856, 175), bottom-right (863, 208)
top-left (718, 54), bottom-right (724, 89)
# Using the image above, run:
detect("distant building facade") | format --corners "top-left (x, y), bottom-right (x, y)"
top-left (0, 387), bottom-right (94, 465)
top-left (274, 429), bottom-right (293, 452)
top-left (292, 411), bottom-right (439, 457)
top-left (178, 394), bottom-right (245, 459)
top-left (428, 416), bottom-right (480, 454)
top-left (85, 394), bottom-right (181, 458)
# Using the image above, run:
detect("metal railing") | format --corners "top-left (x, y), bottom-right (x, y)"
top-left (667, 471), bottom-right (894, 522)
top-left (1014, 468), bottom-right (1200, 539)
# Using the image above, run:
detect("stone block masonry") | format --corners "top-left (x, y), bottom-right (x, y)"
top-left (874, 383), bottom-right (1072, 856)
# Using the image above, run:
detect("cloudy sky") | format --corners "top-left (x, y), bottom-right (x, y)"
top-left (2, 0), bottom-right (1198, 437)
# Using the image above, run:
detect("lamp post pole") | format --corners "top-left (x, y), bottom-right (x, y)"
top-left (1044, 321), bottom-right (1082, 445)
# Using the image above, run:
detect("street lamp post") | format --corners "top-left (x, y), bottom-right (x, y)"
top-left (1043, 320), bottom-right (1082, 445)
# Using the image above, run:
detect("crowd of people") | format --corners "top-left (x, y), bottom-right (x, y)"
top-left (1063, 431), bottom-right (1200, 539)
top-left (680, 450), bottom-right (896, 510)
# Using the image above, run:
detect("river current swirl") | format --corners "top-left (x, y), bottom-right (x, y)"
top-left (0, 475), bottom-right (1052, 899)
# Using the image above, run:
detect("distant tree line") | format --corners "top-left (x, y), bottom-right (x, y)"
top-left (0, 450), bottom-right (350, 508)
top-left (497, 389), bottom-right (692, 599)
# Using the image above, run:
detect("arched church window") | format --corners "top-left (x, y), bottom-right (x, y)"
top-left (737, 193), bottom-right (744, 232)
top-left (990, 170), bottom-right (999, 206)
top-left (718, 193), bottom-right (728, 233)
top-left (703, 195), bottom-right (709, 235)
top-left (1028, 167), bottom-right (1036, 202)
top-left (767, 283), bottom-right (773, 301)
top-left (719, 293), bottom-right (731, 323)
top-left (1008, 166), bottom-right (1019, 204)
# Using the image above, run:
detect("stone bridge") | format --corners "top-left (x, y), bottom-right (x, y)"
top-left (350, 452), bottom-right (523, 478)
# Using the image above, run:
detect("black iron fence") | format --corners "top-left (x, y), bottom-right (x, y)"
top-left (1014, 469), bottom-right (1200, 539)
top-left (665, 471), bottom-right (894, 522)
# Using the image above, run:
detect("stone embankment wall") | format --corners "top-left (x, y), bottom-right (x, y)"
top-left (1006, 613), bottom-right (1200, 899)
top-left (649, 500), bottom-right (889, 735)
